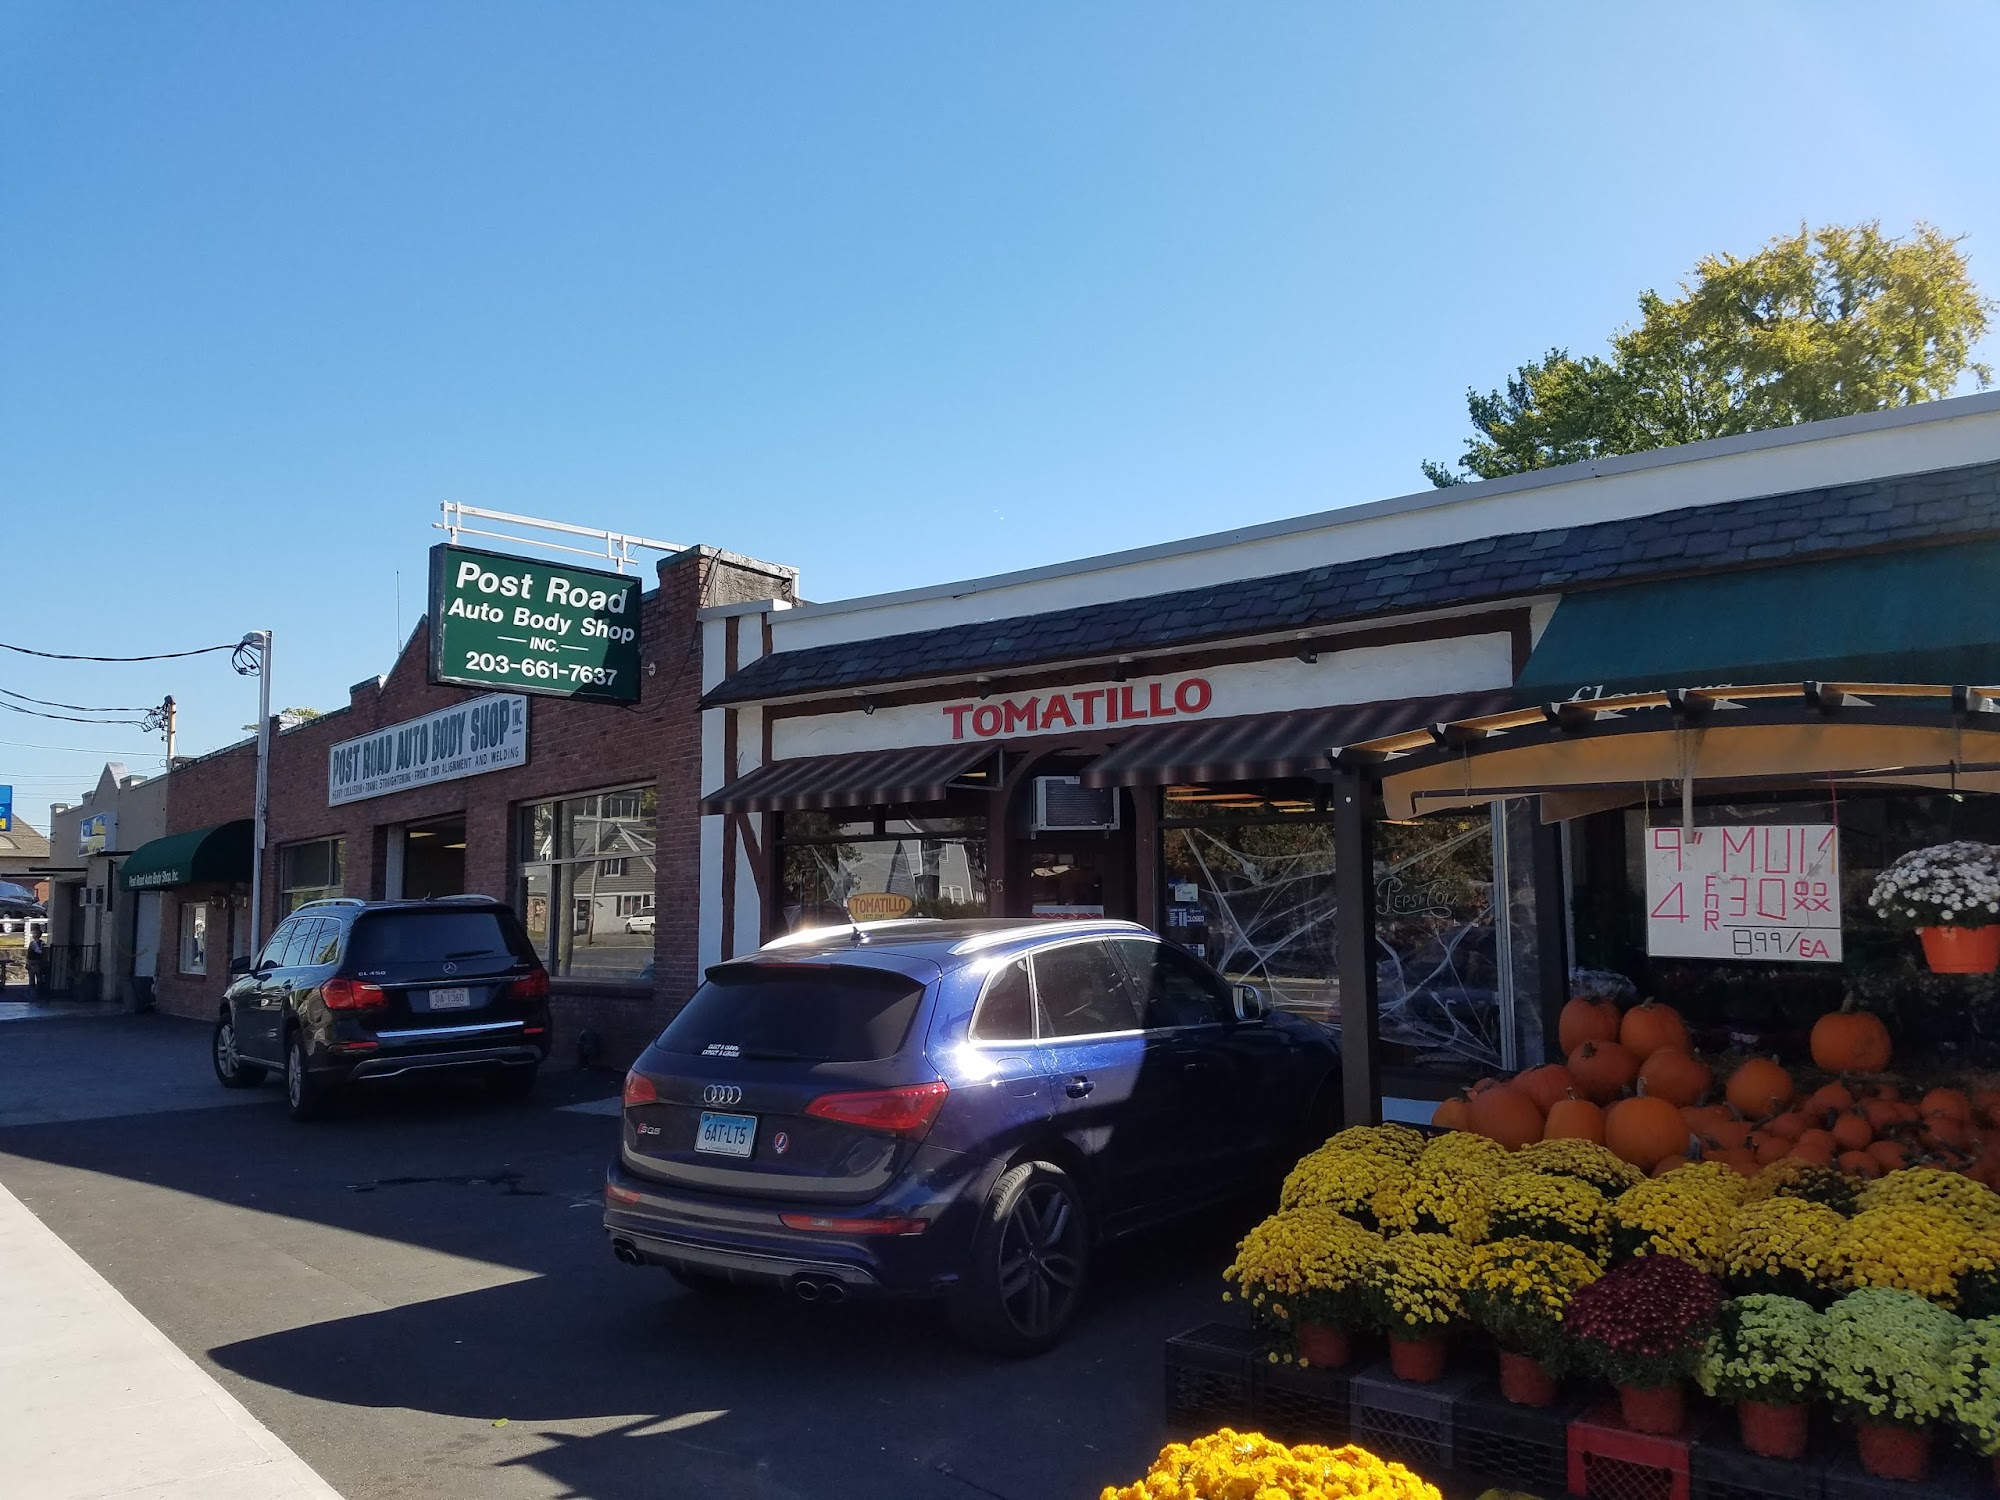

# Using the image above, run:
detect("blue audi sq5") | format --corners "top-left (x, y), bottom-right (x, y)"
top-left (604, 918), bottom-right (1342, 1353)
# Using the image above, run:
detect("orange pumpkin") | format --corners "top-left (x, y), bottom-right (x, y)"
top-left (1701, 1118), bottom-right (1755, 1153)
top-left (1716, 1147), bottom-right (1761, 1178)
top-left (1726, 1058), bottom-right (1796, 1119)
top-left (1620, 999), bottom-right (1689, 1058)
top-left (1637, 1047), bottom-right (1712, 1109)
top-left (1868, 1138), bottom-right (1913, 1172)
top-left (1605, 1089), bottom-right (1691, 1171)
top-left (1924, 1115), bottom-right (1975, 1153)
top-left (1431, 1095), bottom-right (1471, 1132)
top-left (1811, 1003), bottom-right (1893, 1075)
top-left (1750, 1130), bottom-right (1792, 1166)
top-left (1515, 1063), bottom-right (1578, 1115)
top-left (1791, 1129), bottom-right (1837, 1167)
top-left (1831, 1109), bottom-right (1874, 1153)
top-left (1683, 1103), bottom-right (1734, 1134)
top-left (1468, 1076), bottom-right (1507, 1099)
top-left (1805, 1081), bottom-right (1855, 1121)
top-left (1766, 1111), bottom-right (1809, 1142)
top-left (1559, 996), bottom-right (1622, 1056)
top-left (1974, 1089), bottom-right (2000, 1128)
top-left (1569, 1040), bottom-right (1640, 1103)
top-left (1467, 1085), bottom-right (1545, 1151)
top-left (1861, 1098), bottom-right (1904, 1135)
top-left (1922, 1088), bottom-right (1973, 1124)
top-left (1544, 1092), bottom-right (1606, 1144)
top-left (1873, 1084), bottom-right (1904, 1103)
top-left (1838, 1150), bottom-right (1884, 1179)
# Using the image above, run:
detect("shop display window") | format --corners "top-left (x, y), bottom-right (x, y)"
top-left (515, 785), bottom-right (657, 983)
top-left (278, 837), bottom-right (344, 915)
top-left (1160, 781), bottom-right (1530, 1074)
top-left (1585, 792), bottom-right (2000, 1070)
top-left (178, 902), bottom-right (208, 975)
top-left (777, 811), bottom-right (988, 931)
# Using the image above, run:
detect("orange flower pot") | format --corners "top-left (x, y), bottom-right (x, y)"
top-left (1855, 1421), bottom-right (1930, 1482)
top-left (1497, 1349), bottom-right (1558, 1407)
top-left (1617, 1382), bottom-right (1685, 1435)
top-left (1295, 1323), bottom-right (1351, 1369)
top-left (1738, 1400), bottom-right (1809, 1460)
top-left (1388, 1332), bottom-right (1448, 1383)
top-left (1919, 925), bottom-right (2000, 974)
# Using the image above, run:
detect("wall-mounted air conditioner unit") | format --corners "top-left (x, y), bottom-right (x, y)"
top-left (1033, 776), bottom-right (1121, 833)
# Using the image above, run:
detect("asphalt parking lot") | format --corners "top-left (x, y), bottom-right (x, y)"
top-left (0, 1013), bottom-right (1242, 1500)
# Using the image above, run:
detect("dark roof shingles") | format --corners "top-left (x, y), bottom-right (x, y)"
top-left (706, 458), bottom-right (2000, 706)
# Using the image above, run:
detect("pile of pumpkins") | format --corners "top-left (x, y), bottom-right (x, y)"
top-left (1430, 992), bottom-right (2000, 1182)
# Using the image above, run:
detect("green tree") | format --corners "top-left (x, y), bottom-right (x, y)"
top-left (1424, 221), bottom-right (1994, 486)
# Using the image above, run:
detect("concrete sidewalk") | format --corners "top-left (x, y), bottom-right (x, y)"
top-left (0, 1179), bottom-right (342, 1500)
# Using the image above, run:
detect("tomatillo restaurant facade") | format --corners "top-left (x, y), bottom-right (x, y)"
top-left (697, 392), bottom-right (2000, 1119)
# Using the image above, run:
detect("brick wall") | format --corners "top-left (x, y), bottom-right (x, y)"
top-left (152, 546), bottom-right (795, 1069)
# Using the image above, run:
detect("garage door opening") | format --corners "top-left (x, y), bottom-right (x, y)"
top-left (401, 816), bottom-right (467, 899)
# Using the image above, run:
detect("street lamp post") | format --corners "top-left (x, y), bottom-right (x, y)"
top-left (239, 631), bottom-right (273, 950)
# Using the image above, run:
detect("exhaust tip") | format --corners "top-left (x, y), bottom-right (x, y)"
top-left (819, 1280), bottom-right (847, 1304)
top-left (792, 1276), bottom-right (820, 1302)
top-left (611, 1239), bottom-right (645, 1266)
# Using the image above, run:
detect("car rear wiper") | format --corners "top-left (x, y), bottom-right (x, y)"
top-left (443, 949), bottom-right (498, 959)
top-left (734, 1047), bottom-right (822, 1062)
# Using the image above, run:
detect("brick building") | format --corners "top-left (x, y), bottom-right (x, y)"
top-left (145, 545), bottom-right (793, 1064)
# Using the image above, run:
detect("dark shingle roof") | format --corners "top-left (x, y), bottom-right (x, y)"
top-left (705, 458), bottom-right (2000, 707)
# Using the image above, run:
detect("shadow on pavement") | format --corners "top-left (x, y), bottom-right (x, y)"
top-left (0, 1015), bottom-right (1258, 1499)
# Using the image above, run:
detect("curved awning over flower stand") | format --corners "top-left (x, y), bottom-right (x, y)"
top-left (1315, 683), bottom-right (2000, 1127)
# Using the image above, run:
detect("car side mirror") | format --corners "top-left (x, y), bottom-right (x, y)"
top-left (228, 956), bottom-right (252, 976)
top-left (1232, 983), bottom-right (1267, 1021)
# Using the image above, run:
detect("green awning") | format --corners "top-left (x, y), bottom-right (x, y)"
top-left (1517, 542), bottom-right (2000, 703)
top-left (120, 821), bottom-right (254, 891)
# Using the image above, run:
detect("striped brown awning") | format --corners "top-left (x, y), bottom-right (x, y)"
top-left (1078, 690), bottom-right (1515, 787)
top-left (700, 743), bottom-right (998, 814)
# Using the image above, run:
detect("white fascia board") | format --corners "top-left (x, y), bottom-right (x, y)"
top-left (771, 393), bottom-right (2000, 653)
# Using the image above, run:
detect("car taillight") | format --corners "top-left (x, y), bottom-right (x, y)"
top-left (322, 977), bottom-right (386, 1011)
top-left (803, 1080), bottom-right (949, 1136)
top-left (779, 1213), bottom-right (927, 1236)
top-left (623, 1070), bottom-right (659, 1107)
top-left (510, 969), bottom-right (550, 1001)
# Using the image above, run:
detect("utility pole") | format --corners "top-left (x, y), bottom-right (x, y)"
top-left (238, 633), bottom-right (273, 950)
top-left (163, 695), bottom-right (177, 763)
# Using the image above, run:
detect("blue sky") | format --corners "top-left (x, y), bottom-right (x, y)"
top-left (3, 1), bottom-right (1997, 820)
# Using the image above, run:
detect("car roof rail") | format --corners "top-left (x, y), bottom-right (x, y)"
top-left (293, 897), bottom-right (366, 911)
top-left (431, 894), bottom-right (503, 905)
top-left (759, 918), bottom-right (944, 952)
top-left (949, 919), bottom-right (1149, 955)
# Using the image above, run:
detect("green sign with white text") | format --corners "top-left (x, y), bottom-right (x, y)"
top-left (428, 543), bottom-right (643, 703)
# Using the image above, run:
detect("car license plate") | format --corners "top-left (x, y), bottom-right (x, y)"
top-left (695, 1110), bottom-right (757, 1158)
top-left (429, 987), bottom-right (471, 1011)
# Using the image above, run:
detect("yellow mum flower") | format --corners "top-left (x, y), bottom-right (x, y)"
top-left (1100, 1430), bottom-right (1442, 1500)
top-left (1611, 1177), bottom-right (1733, 1272)
top-left (1505, 1137), bottom-right (1645, 1195)
top-left (1832, 1204), bottom-right (1972, 1304)
top-left (1280, 1147), bottom-right (1410, 1221)
top-left (1860, 1168), bottom-right (2000, 1231)
top-left (1724, 1197), bottom-right (1845, 1300)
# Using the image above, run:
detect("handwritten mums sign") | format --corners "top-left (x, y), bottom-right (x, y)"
top-left (1645, 824), bottom-right (1842, 963)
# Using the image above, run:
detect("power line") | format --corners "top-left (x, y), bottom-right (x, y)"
top-left (0, 687), bottom-right (150, 714)
top-left (0, 737), bottom-right (156, 753)
top-left (0, 639), bottom-right (240, 662)
top-left (0, 699), bottom-right (149, 728)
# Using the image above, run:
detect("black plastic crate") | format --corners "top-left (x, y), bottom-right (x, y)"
top-left (1163, 1322), bottom-right (1261, 1431)
top-left (1822, 1453), bottom-right (1980, 1500)
top-left (1450, 1379), bottom-right (1583, 1495)
top-left (1691, 1434), bottom-right (1826, 1500)
top-left (1254, 1359), bottom-right (1353, 1446)
top-left (1348, 1361), bottom-right (1478, 1473)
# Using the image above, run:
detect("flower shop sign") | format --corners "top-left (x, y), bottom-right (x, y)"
top-left (1644, 824), bottom-right (1842, 963)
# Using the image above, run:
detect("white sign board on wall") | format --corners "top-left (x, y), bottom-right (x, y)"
top-left (770, 632), bottom-right (1514, 761)
top-left (1644, 824), bottom-right (1842, 963)
top-left (328, 694), bottom-right (529, 807)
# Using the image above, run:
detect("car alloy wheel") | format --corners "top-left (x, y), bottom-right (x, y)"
top-left (994, 1180), bottom-right (1084, 1340)
top-left (216, 1022), bottom-right (238, 1078)
top-left (286, 1044), bottom-right (302, 1109)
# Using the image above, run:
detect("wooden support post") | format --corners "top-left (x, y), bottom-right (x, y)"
top-left (1333, 768), bottom-right (1381, 1127)
top-left (1531, 809), bottom-right (1571, 1064)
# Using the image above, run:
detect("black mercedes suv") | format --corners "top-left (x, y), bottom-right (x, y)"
top-left (211, 896), bottom-right (553, 1120)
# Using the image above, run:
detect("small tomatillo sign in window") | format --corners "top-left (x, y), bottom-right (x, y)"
top-left (428, 543), bottom-right (643, 703)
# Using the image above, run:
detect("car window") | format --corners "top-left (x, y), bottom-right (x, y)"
top-left (347, 910), bottom-right (521, 967)
top-left (256, 920), bottom-right (298, 971)
top-left (278, 920), bottom-right (319, 969)
top-left (1031, 940), bottom-right (1142, 1039)
top-left (301, 919), bottom-right (342, 967)
top-left (657, 963), bottom-right (926, 1063)
top-left (1113, 938), bottom-right (1233, 1029)
top-left (969, 956), bottom-right (1034, 1042)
